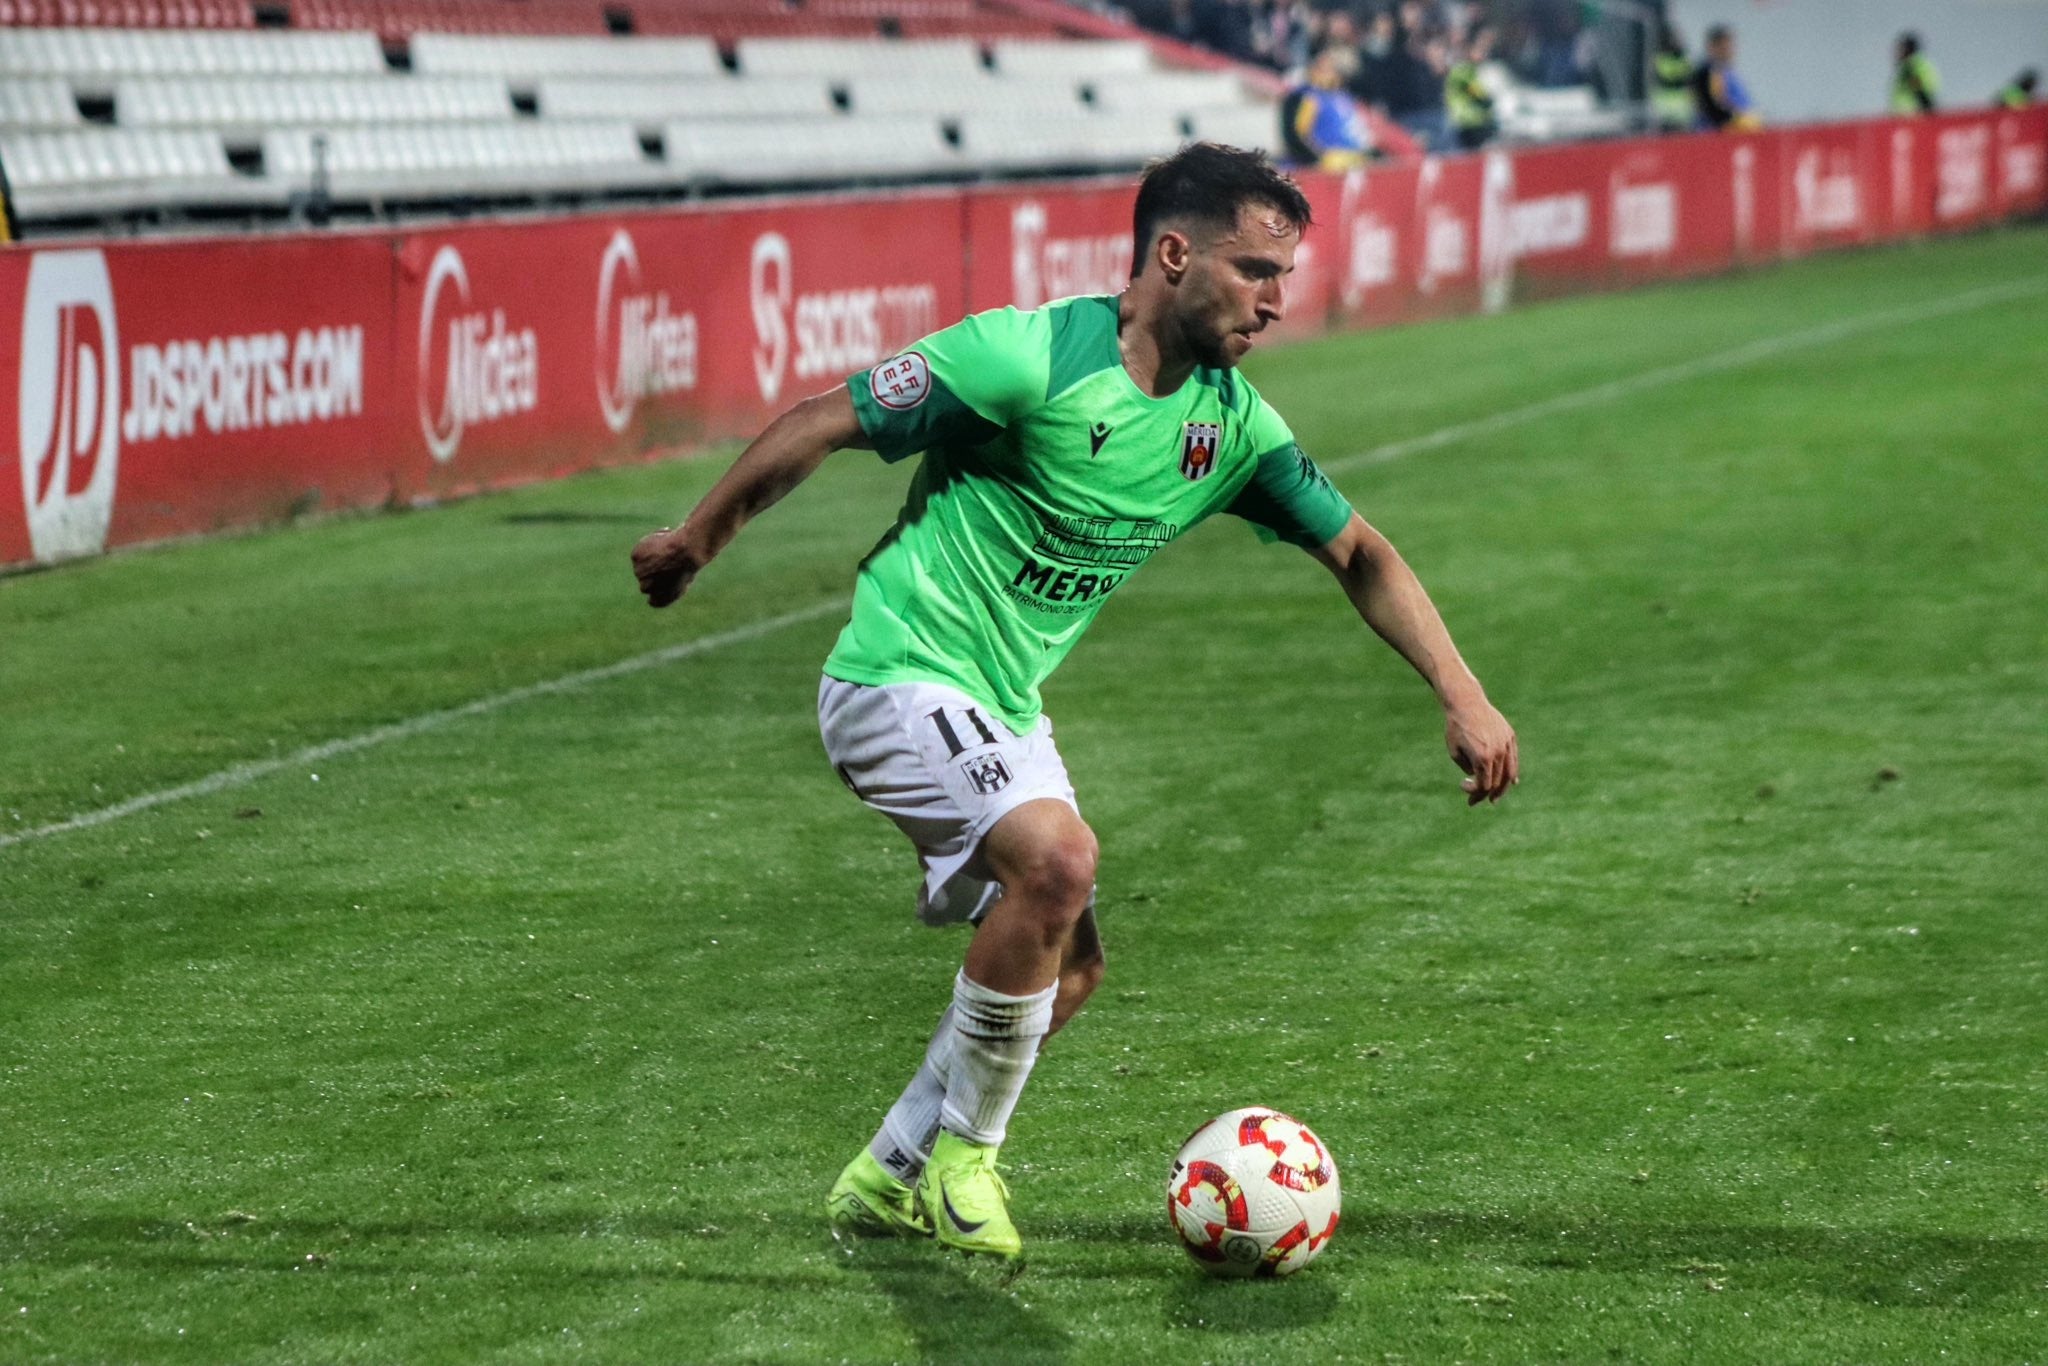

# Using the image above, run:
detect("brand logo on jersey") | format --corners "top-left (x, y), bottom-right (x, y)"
top-left (961, 754), bottom-right (1013, 796)
top-left (869, 352), bottom-right (931, 411)
top-left (1088, 420), bottom-right (1112, 457)
top-left (1180, 422), bottom-right (1221, 481)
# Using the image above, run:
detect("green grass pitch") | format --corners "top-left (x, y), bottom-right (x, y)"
top-left (3, 225), bottom-right (2045, 1364)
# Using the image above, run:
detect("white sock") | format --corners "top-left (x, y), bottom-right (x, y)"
top-left (867, 1006), bottom-right (954, 1183)
top-left (938, 971), bottom-right (1056, 1147)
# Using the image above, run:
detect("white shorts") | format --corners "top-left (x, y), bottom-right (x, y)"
top-left (818, 675), bottom-right (1079, 926)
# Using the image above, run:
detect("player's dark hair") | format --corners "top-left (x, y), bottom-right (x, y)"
top-left (1130, 142), bottom-right (1313, 279)
top-left (1704, 23), bottom-right (1731, 46)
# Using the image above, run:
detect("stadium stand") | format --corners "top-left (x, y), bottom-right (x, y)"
top-left (662, 111), bottom-right (958, 187)
top-left (408, 33), bottom-right (721, 79)
top-left (538, 75), bottom-right (835, 124)
top-left (0, 126), bottom-right (275, 216)
top-left (0, 1), bottom-right (1290, 230)
top-left (0, 26), bottom-right (383, 82)
top-left (118, 75), bottom-right (513, 132)
top-left (0, 0), bottom-right (254, 28)
top-left (262, 120), bottom-right (659, 198)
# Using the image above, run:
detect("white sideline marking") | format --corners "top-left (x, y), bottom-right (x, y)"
top-left (0, 598), bottom-right (850, 851)
top-left (7, 272), bottom-right (2043, 851)
top-left (1325, 274), bottom-right (2048, 474)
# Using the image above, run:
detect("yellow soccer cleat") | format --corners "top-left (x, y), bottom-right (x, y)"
top-left (827, 1149), bottom-right (931, 1240)
top-left (918, 1130), bottom-right (1021, 1259)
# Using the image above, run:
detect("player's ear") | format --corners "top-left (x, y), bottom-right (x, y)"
top-left (1157, 229), bottom-right (1193, 284)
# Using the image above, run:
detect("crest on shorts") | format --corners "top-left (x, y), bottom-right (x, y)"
top-left (961, 754), bottom-right (1013, 796)
top-left (1180, 422), bottom-right (1221, 481)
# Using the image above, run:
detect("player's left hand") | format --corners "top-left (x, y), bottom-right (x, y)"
top-left (1445, 698), bottom-right (1518, 806)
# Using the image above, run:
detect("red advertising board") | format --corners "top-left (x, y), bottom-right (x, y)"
top-left (0, 232), bottom-right (398, 566)
top-left (964, 179), bottom-right (1134, 315)
top-left (5, 109), bottom-right (2043, 570)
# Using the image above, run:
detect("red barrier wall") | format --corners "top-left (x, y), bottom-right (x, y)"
top-left (4, 108), bottom-right (2043, 568)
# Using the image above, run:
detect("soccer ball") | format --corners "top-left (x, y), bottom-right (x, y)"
top-left (1166, 1106), bottom-right (1341, 1278)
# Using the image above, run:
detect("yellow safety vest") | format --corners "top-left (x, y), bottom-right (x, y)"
top-left (1446, 61), bottom-right (1494, 130)
top-left (1891, 54), bottom-right (1940, 114)
top-left (1654, 51), bottom-right (1694, 127)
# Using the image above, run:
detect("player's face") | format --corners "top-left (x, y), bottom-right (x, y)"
top-left (1176, 203), bottom-right (1299, 369)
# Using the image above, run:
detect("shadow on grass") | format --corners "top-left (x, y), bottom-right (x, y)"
top-left (499, 510), bottom-right (654, 526)
top-left (9, 1204), bottom-right (2045, 1313)
top-left (1343, 1207), bottom-right (2047, 1306)
top-left (1022, 1206), bottom-right (2048, 1310)
top-left (834, 1238), bottom-right (1072, 1363)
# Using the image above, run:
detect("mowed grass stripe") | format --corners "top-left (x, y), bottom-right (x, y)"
top-left (6, 239), bottom-right (2041, 849)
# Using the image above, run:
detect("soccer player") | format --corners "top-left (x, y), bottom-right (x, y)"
top-left (630, 143), bottom-right (1519, 1259)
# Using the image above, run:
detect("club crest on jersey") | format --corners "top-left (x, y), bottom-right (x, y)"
top-left (961, 754), bottom-right (1013, 796)
top-left (1180, 422), bottom-right (1221, 481)
top-left (869, 352), bottom-right (931, 411)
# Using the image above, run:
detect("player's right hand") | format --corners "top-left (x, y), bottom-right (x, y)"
top-left (631, 528), bottom-right (700, 608)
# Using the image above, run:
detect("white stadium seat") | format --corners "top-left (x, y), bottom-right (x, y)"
top-left (845, 73), bottom-right (1085, 118)
top-left (118, 77), bottom-right (511, 136)
top-left (662, 114), bottom-right (958, 186)
top-left (263, 122), bottom-right (662, 201)
top-left (992, 39), bottom-right (1153, 79)
top-left (0, 127), bottom-right (281, 219)
top-left (0, 27), bottom-right (384, 87)
top-left (410, 34), bottom-right (721, 80)
top-left (538, 76), bottom-right (834, 123)
top-left (0, 77), bottom-right (80, 130)
top-left (1185, 103), bottom-right (1281, 154)
top-left (958, 111), bottom-right (1184, 171)
top-left (736, 37), bottom-right (982, 80)
top-left (1093, 72), bottom-right (1250, 113)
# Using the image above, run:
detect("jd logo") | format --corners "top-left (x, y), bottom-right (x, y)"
top-left (18, 249), bottom-right (120, 564)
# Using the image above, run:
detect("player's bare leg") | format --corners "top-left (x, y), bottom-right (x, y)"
top-left (966, 799), bottom-right (1099, 995)
top-left (910, 799), bottom-right (1097, 1256)
top-left (1047, 901), bottom-right (1105, 1039)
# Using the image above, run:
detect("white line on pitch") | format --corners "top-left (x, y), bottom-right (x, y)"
top-left (6, 272), bottom-right (2042, 851)
top-left (0, 597), bottom-right (850, 851)
top-left (1325, 273), bottom-right (2048, 474)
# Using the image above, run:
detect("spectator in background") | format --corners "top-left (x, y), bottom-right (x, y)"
top-left (1445, 22), bottom-right (1499, 150)
top-left (1387, 0), bottom-right (1452, 151)
top-left (1281, 43), bottom-right (1375, 169)
top-left (1352, 7), bottom-right (1402, 113)
top-left (1693, 24), bottom-right (1759, 131)
top-left (1200, 0), bottom-right (1261, 66)
top-left (1652, 21), bottom-right (1695, 132)
top-left (1267, 0), bottom-right (1320, 73)
top-left (1997, 69), bottom-right (2039, 110)
top-left (1891, 32), bottom-right (1940, 115)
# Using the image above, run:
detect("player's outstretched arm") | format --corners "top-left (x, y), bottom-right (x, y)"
top-left (1310, 512), bottom-right (1519, 805)
top-left (631, 386), bottom-right (870, 608)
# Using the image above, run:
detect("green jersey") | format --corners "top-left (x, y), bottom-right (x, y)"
top-left (823, 294), bottom-right (1354, 736)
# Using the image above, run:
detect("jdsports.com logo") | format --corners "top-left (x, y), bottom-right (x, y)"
top-left (18, 250), bottom-right (120, 564)
top-left (418, 243), bottom-right (539, 462)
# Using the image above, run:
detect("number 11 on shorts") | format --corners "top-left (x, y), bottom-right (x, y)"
top-left (927, 706), bottom-right (999, 758)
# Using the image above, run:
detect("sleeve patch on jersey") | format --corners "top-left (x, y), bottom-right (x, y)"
top-left (869, 352), bottom-right (932, 411)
